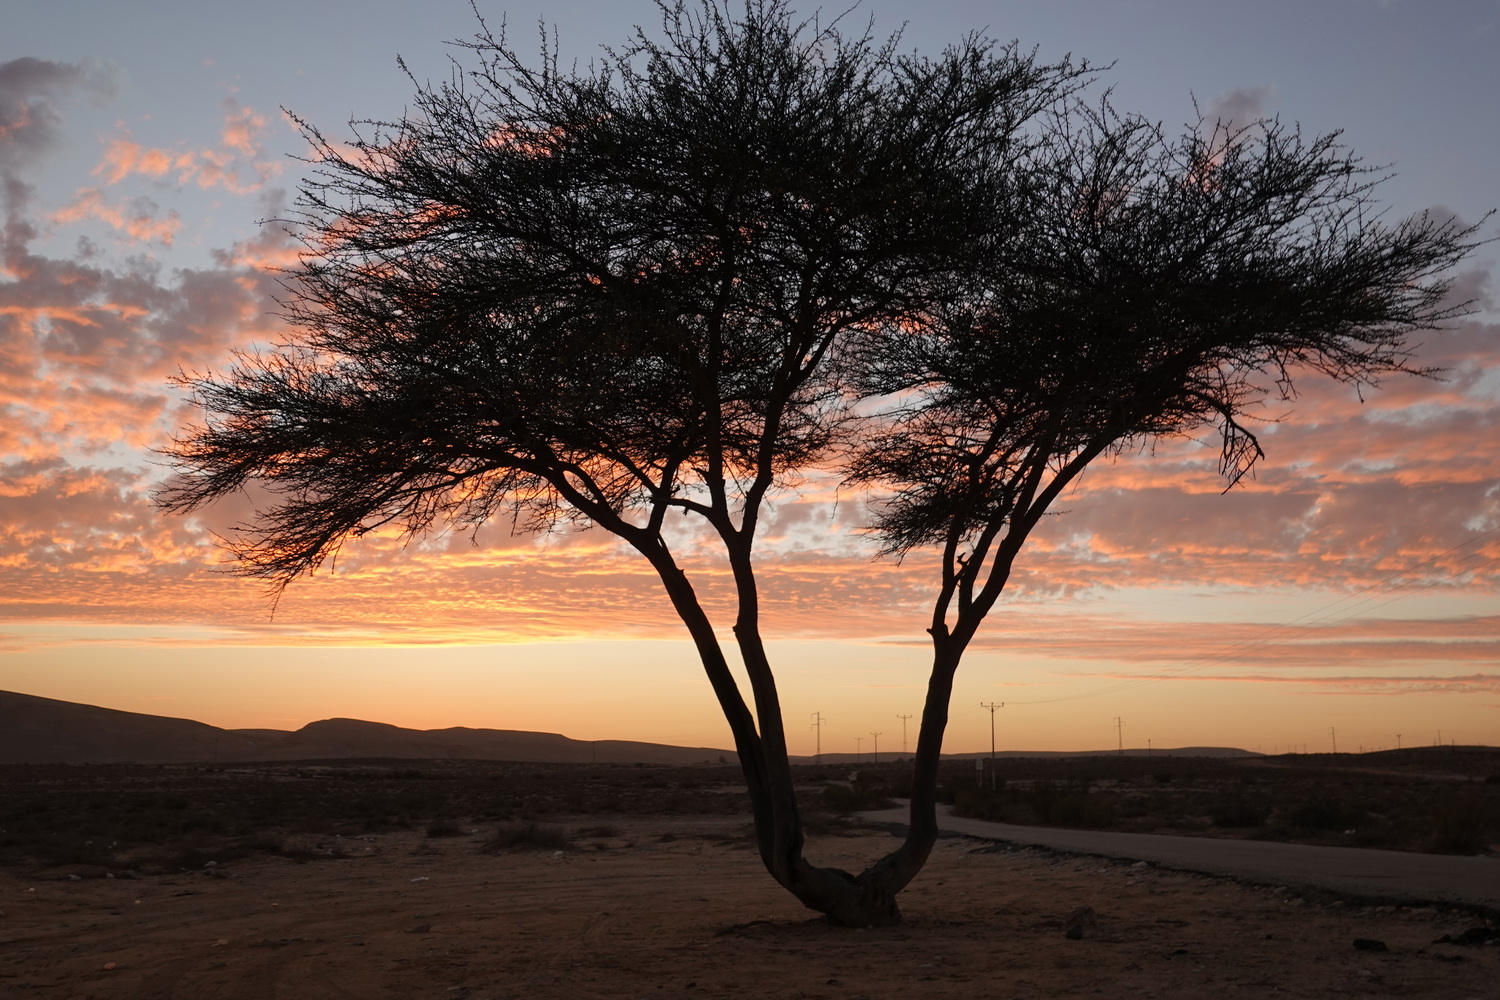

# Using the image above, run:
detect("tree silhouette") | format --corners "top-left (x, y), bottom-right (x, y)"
top-left (162, 2), bottom-right (1482, 926)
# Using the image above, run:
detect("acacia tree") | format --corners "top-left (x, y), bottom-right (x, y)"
top-left (162, 2), bottom-right (1480, 926)
top-left (162, 2), bottom-right (1081, 926)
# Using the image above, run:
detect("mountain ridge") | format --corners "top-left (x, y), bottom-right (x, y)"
top-left (0, 690), bottom-right (736, 765)
top-left (0, 689), bottom-right (1261, 764)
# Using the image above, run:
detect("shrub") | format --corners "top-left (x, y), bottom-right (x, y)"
top-left (1429, 790), bottom-right (1497, 854)
top-left (1209, 795), bottom-right (1271, 828)
top-left (1287, 797), bottom-right (1363, 832)
top-left (822, 779), bottom-right (894, 813)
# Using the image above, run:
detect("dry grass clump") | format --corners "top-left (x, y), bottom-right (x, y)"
top-left (479, 821), bottom-right (573, 853)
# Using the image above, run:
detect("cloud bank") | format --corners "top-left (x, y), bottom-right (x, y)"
top-left (0, 61), bottom-right (1494, 704)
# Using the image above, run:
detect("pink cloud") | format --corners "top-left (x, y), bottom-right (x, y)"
top-left (52, 188), bottom-right (181, 245)
top-left (1070, 671), bottom-right (1500, 697)
top-left (1, 62), bottom-right (1495, 676)
top-left (91, 137), bottom-right (181, 184)
top-left (90, 97), bottom-right (280, 194)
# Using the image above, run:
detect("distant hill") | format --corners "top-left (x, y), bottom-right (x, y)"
top-left (0, 689), bottom-right (1261, 766)
top-left (806, 747), bottom-right (1261, 763)
top-left (931, 747), bottom-right (1262, 760)
top-left (0, 690), bottom-right (282, 764)
top-left (0, 690), bottom-right (735, 766)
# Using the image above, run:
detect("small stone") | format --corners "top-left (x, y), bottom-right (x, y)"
top-left (1352, 938), bottom-right (1388, 952)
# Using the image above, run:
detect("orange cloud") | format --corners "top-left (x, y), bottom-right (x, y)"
top-left (53, 188), bottom-right (181, 245)
top-left (89, 97), bottom-right (279, 194)
top-left (3, 64), bottom-right (1497, 686)
top-left (92, 137), bottom-right (182, 183)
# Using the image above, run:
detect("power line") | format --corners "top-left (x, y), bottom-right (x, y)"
top-left (896, 713), bottom-right (913, 756)
top-left (980, 702), bottom-right (1004, 789)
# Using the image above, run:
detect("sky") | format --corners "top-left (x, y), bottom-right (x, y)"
top-left (3, 0), bottom-right (1497, 756)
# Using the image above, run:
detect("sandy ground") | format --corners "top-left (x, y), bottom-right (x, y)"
top-left (3, 816), bottom-right (1496, 999)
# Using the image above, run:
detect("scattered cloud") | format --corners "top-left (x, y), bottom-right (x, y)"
top-left (1203, 85), bottom-right (1273, 127)
top-left (91, 96), bottom-right (280, 194)
top-left (53, 188), bottom-right (182, 245)
top-left (0, 57), bottom-right (118, 173)
top-left (0, 64), bottom-right (1495, 696)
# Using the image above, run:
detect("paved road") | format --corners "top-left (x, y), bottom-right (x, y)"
top-left (859, 803), bottom-right (1500, 912)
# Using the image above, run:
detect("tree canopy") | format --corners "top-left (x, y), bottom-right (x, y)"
top-left (162, 1), bottom-right (1483, 926)
top-left (850, 102), bottom-right (1477, 651)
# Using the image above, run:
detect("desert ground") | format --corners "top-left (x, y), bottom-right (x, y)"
top-left (3, 756), bottom-right (1498, 998)
top-left (6, 819), bottom-right (1500, 999)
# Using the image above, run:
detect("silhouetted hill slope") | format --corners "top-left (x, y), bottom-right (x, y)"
top-left (931, 747), bottom-right (1262, 760)
top-left (253, 716), bottom-right (735, 765)
top-left (0, 690), bottom-right (282, 763)
top-left (0, 690), bottom-right (734, 765)
top-left (1, 690), bottom-right (1272, 766)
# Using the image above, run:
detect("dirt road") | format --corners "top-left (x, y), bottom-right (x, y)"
top-left (861, 803), bottom-right (1500, 912)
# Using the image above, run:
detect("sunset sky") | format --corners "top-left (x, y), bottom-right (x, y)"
top-left (4, 0), bottom-right (1497, 756)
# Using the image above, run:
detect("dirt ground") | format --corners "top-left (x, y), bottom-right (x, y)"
top-left (3, 816), bottom-right (1496, 1000)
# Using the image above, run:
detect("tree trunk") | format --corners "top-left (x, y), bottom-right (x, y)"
top-left (737, 645), bottom-right (965, 927)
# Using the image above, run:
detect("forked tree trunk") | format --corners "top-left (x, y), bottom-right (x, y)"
top-left (646, 541), bottom-right (964, 927)
top-left (739, 648), bottom-right (964, 927)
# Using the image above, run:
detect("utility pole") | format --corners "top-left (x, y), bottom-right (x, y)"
top-left (855, 735), bottom-right (863, 758)
top-left (810, 712), bottom-right (825, 764)
top-left (1396, 733), bottom-right (1402, 749)
top-left (980, 702), bottom-right (1004, 789)
top-left (869, 731), bottom-right (882, 762)
top-left (896, 714), bottom-right (913, 756)
top-left (1113, 717), bottom-right (1125, 755)
top-left (1330, 727), bottom-right (1337, 754)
